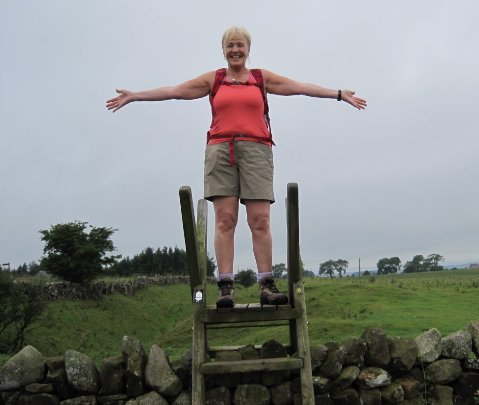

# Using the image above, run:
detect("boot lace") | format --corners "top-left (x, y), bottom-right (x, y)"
top-left (263, 279), bottom-right (279, 293)
top-left (219, 281), bottom-right (233, 296)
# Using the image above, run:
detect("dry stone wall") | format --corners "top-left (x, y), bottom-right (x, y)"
top-left (18, 276), bottom-right (216, 301)
top-left (1, 321), bottom-right (479, 404)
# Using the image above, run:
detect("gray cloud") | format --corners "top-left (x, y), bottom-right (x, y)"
top-left (1, 0), bottom-right (478, 273)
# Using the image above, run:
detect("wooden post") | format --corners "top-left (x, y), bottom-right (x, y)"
top-left (286, 183), bottom-right (314, 404)
top-left (179, 187), bottom-right (206, 403)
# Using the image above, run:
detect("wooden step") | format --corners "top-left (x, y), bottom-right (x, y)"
top-left (201, 304), bottom-right (298, 324)
top-left (199, 357), bottom-right (303, 375)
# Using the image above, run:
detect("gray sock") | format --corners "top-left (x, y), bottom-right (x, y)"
top-left (257, 271), bottom-right (273, 282)
top-left (218, 272), bottom-right (234, 281)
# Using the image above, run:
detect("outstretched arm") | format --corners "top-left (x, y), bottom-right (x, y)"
top-left (106, 71), bottom-right (214, 112)
top-left (262, 69), bottom-right (367, 110)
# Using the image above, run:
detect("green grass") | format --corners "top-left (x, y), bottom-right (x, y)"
top-left (4, 269), bottom-right (478, 366)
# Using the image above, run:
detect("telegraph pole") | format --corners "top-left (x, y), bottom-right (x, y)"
top-left (358, 258), bottom-right (361, 277)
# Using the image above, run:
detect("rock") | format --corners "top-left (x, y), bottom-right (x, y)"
top-left (216, 372), bottom-right (241, 388)
top-left (130, 391), bottom-right (168, 405)
top-left (99, 356), bottom-right (125, 395)
top-left (327, 366), bottom-right (360, 392)
top-left (171, 361), bottom-right (190, 390)
top-left (205, 386), bottom-right (231, 405)
top-left (0, 346), bottom-right (45, 390)
top-left (400, 399), bottom-right (424, 405)
top-left (270, 380), bottom-right (293, 405)
top-left (24, 383), bottom-right (55, 394)
top-left (260, 340), bottom-right (288, 359)
top-left (240, 371), bottom-right (261, 385)
top-left (64, 350), bottom-right (99, 394)
top-left (343, 337), bottom-right (367, 368)
top-left (215, 351), bottom-right (241, 362)
top-left (415, 328), bottom-right (442, 363)
top-left (388, 336), bottom-right (418, 373)
top-left (145, 345), bottom-right (182, 398)
top-left (380, 382), bottom-right (404, 403)
top-left (180, 349), bottom-right (192, 371)
top-left (171, 391), bottom-right (190, 405)
top-left (425, 359), bottom-right (462, 384)
top-left (463, 358), bottom-right (479, 371)
top-left (309, 345), bottom-right (328, 371)
top-left (239, 345), bottom-right (259, 360)
top-left (430, 384), bottom-right (454, 404)
top-left (394, 377), bottom-right (422, 400)
top-left (318, 342), bottom-right (347, 379)
top-left (121, 336), bottom-right (147, 398)
top-left (312, 393), bottom-right (333, 404)
top-left (330, 388), bottom-right (359, 404)
top-left (45, 367), bottom-right (73, 400)
top-left (361, 327), bottom-right (391, 368)
top-left (356, 367), bottom-right (391, 388)
top-left (97, 394), bottom-right (128, 405)
top-left (234, 384), bottom-right (270, 405)
top-left (311, 375), bottom-right (329, 395)
top-left (16, 393), bottom-right (59, 405)
top-left (59, 396), bottom-right (97, 405)
top-left (452, 371), bottom-right (479, 401)
top-left (260, 340), bottom-right (289, 386)
top-left (45, 357), bottom-right (64, 373)
top-left (441, 330), bottom-right (472, 360)
top-left (468, 320), bottom-right (479, 354)
top-left (358, 388), bottom-right (381, 405)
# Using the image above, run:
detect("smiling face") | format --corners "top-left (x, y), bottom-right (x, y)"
top-left (223, 35), bottom-right (250, 69)
top-left (221, 26), bottom-right (251, 70)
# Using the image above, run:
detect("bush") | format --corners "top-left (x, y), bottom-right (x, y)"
top-left (235, 269), bottom-right (256, 287)
top-left (40, 221), bottom-right (118, 283)
top-left (0, 270), bottom-right (47, 353)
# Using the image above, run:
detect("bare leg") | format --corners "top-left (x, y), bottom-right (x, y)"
top-left (213, 196), bottom-right (239, 276)
top-left (245, 200), bottom-right (272, 274)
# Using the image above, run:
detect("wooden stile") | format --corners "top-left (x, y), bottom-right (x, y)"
top-left (179, 183), bottom-right (314, 404)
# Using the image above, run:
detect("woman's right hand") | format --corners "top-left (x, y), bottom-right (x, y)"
top-left (106, 89), bottom-right (135, 112)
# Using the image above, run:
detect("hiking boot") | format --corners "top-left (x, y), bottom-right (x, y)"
top-left (259, 276), bottom-right (288, 306)
top-left (216, 278), bottom-right (235, 308)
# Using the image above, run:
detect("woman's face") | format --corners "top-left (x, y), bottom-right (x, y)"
top-left (223, 35), bottom-right (249, 68)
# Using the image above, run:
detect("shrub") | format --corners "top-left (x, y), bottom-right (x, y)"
top-left (235, 269), bottom-right (256, 287)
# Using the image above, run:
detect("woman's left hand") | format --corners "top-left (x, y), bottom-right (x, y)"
top-left (341, 90), bottom-right (367, 110)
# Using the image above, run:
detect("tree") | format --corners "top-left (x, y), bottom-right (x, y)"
top-left (0, 270), bottom-right (47, 353)
top-left (403, 255), bottom-right (425, 273)
top-left (272, 263), bottom-right (287, 279)
top-left (319, 260), bottom-right (336, 278)
top-left (235, 269), bottom-right (256, 287)
top-left (303, 270), bottom-right (315, 277)
top-left (40, 221), bottom-right (118, 283)
top-left (335, 259), bottom-right (349, 277)
top-left (377, 257), bottom-right (401, 275)
top-left (424, 254), bottom-right (444, 272)
top-left (319, 259), bottom-right (349, 278)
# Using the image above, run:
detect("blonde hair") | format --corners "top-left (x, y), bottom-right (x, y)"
top-left (221, 26), bottom-right (252, 50)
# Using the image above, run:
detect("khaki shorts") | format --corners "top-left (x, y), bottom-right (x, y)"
top-left (204, 141), bottom-right (275, 203)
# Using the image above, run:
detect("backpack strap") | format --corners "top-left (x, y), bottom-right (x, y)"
top-left (210, 68), bottom-right (227, 99)
top-left (250, 69), bottom-right (272, 135)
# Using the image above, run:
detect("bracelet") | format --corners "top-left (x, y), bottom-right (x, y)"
top-left (337, 90), bottom-right (342, 101)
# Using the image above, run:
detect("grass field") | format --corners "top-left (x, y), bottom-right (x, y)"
top-left (2, 269), bottom-right (478, 366)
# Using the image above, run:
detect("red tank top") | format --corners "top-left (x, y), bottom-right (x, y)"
top-left (208, 72), bottom-right (271, 144)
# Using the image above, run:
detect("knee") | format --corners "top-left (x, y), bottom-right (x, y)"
top-left (248, 211), bottom-right (270, 234)
top-left (216, 211), bottom-right (237, 234)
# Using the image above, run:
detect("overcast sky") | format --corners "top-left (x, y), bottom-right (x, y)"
top-left (1, 1), bottom-right (478, 274)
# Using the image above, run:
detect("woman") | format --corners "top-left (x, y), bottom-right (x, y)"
top-left (106, 26), bottom-right (367, 308)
